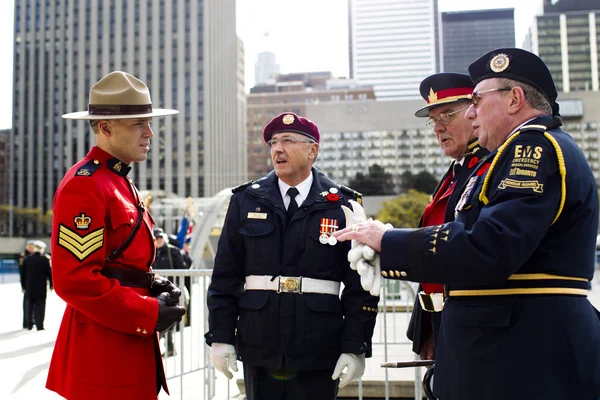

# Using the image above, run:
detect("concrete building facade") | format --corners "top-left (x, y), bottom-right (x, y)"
top-left (528, 3), bottom-right (600, 92)
top-left (348, 0), bottom-right (440, 100)
top-left (442, 9), bottom-right (515, 74)
top-left (10, 0), bottom-right (245, 236)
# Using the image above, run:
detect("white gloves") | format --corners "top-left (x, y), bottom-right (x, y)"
top-left (341, 200), bottom-right (382, 296)
top-left (331, 353), bottom-right (366, 388)
top-left (209, 343), bottom-right (238, 379)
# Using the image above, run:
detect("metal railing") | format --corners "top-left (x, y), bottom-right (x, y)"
top-left (155, 269), bottom-right (422, 400)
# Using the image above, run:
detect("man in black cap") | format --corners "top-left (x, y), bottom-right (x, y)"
top-left (407, 73), bottom-right (489, 362)
top-left (21, 241), bottom-right (53, 331)
top-left (205, 112), bottom-right (379, 399)
top-left (333, 48), bottom-right (600, 399)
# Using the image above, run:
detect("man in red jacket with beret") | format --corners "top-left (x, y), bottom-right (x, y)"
top-left (46, 71), bottom-right (185, 400)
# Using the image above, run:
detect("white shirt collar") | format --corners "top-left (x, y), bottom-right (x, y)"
top-left (278, 171), bottom-right (314, 209)
top-left (506, 117), bottom-right (538, 141)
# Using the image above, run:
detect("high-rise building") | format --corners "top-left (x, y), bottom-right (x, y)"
top-left (348, 0), bottom-right (440, 100)
top-left (442, 9), bottom-right (515, 74)
top-left (527, 1), bottom-right (600, 92)
top-left (9, 0), bottom-right (246, 236)
top-left (254, 51), bottom-right (280, 85)
top-left (0, 129), bottom-right (8, 215)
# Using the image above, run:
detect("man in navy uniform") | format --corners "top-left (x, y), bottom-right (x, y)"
top-left (205, 112), bottom-right (379, 399)
top-left (408, 73), bottom-right (489, 361)
top-left (334, 48), bottom-right (600, 399)
top-left (21, 241), bottom-right (53, 331)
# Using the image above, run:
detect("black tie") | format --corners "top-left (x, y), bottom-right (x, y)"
top-left (286, 187), bottom-right (299, 221)
top-left (452, 163), bottom-right (462, 182)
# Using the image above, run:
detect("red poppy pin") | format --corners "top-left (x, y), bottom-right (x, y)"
top-left (477, 163), bottom-right (491, 176)
top-left (468, 157), bottom-right (479, 169)
top-left (326, 193), bottom-right (340, 202)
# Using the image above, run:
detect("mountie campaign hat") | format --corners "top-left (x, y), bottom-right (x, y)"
top-left (262, 112), bottom-right (321, 144)
top-left (62, 71), bottom-right (179, 120)
top-left (415, 73), bottom-right (474, 117)
top-left (468, 48), bottom-right (559, 115)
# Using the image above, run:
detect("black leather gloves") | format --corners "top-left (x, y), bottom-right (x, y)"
top-left (155, 292), bottom-right (186, 332)
top-left (150, 275), bottom-right (182, 301)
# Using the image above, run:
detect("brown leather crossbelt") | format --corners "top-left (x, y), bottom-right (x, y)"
top-left (101, 266), bottom-right (155, 288)
top-left (447, 273), bottom-right (589, 297)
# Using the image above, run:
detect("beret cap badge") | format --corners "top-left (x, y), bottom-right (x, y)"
top-left (490, 53), bottom-right (510, 73)
top-left (282, 114), bottom-right (295, 125)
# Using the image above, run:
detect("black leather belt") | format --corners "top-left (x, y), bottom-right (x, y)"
top-left (101, 267), bottom-right (155, 288)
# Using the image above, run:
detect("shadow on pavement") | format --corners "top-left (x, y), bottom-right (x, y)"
top-left (0, 329), bottom-right (28, 341)
top-left (10, 361), bottom-right (50, 394)
top-left (0, 341), bottom-right (55, 360)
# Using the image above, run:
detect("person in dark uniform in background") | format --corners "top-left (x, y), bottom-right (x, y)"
top-left (19, 240), bottom-right (36, 329)
top-left (407, 73), bottom-right (489, 361)
top-left (334, 48), bottom-right (600, 400)
top-left (21, 241), bottom-right (53, 331)
top-left (205, 112), bottom-right (379, 400)
top-left (153, 230), bottom-right (187, 356)
top-left (46, 71), bottom-right (185, 400)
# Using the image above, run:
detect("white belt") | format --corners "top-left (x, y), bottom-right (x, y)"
top-left (418, 291), bottom-right (445, 312)
top-left (245, 275), bottom-right (340, 296)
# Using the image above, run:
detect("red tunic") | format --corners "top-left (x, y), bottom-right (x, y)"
top-left (420, 172), bottom-right (456, 294)
top-left (46, 146), bottom-right (165, 400)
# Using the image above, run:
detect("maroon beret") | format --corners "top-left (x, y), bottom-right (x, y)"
top-left (262, 112), bottom-right (320, 144)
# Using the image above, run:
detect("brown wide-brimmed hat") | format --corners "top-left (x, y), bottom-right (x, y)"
top-left (62, 71), bottom-right (178, 120)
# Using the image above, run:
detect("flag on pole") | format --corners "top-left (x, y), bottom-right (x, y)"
top-left (176, 197), bottom-right (194, 249)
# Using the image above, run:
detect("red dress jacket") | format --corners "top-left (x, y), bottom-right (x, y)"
top-left (46, 146), bottom-right (163, 400)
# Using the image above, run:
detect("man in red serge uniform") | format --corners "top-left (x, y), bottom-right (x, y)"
top-left (46, 71), bottom-right (186, 400)
top-left (406, 73), bottom-right (489, 361)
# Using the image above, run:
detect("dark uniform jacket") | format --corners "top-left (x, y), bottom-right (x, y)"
top-left (153, 244), bottom-right (187, 270)
top-left (21, 252), bottom-right (53, 300)
top-left (406, 139), bottom-right (489, 355)
top-left (205, 168), bottom-right (379, 372)
top-left (380, 116), bottom-right (600, 400)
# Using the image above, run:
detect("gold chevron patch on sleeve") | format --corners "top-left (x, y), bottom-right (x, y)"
top-left (58, 224), bottom-right (105, 261)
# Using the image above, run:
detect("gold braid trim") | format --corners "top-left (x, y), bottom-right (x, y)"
top-left (479, 133), bottom-right (521, 204)
top-left (543, 132), bottom-right (566, 224)
top-left (478, 127), bottom-right (567, 225)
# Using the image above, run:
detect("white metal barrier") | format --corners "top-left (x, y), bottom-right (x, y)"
top-left (155, 269), bottom-right (423, 400)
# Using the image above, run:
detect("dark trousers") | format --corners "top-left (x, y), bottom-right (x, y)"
top-left (243, 363), bottom-right (339, 400)
top-left (24, 297), bottom-right (46, 330)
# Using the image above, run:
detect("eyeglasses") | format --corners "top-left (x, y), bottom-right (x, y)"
top-left (267, 137), bottom-right (316, 148)
top-left (426, 107), bottom-right (469, 129)
top-left (468, 87), bottom-right (511, 107)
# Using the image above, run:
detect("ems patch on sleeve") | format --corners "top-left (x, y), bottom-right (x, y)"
top-left (497, 142), bottom-right (548, 195)
top-left (58, 224), bottom-right (105, 261)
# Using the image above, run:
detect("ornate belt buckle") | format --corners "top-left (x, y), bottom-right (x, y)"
top-left (278, 276), bottom-right (301, 293)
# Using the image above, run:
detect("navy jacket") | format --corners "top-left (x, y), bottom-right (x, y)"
top-left (380, 116), bottom-right (600, 400)
top-left (205, 168), bottom-right (379, 371)
top-left (407, 139), bottom-right (489, 355)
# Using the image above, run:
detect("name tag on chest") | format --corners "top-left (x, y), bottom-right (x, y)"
top-left (247, 212), bottom-right (268, 220)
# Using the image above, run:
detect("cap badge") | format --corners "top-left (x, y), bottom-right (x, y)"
top-left (427, 88), bottom-right (438, 104)
top-left (282, 114), bottom-right (295, 125)
top-left (490, 53), bottom-right (510, 73)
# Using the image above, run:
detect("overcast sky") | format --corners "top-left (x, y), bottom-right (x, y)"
top-left (0, 0), bottom-right (543, 129)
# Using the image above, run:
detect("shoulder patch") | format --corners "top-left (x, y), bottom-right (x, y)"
top-left (57, 224), bottom-right (104, 261)
top-left (74, 159), bottom-right (101, 177)
top-left (232, 180), bottom-right (253, 194)
top-left (340, 185), bottom-right (363, 205)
